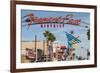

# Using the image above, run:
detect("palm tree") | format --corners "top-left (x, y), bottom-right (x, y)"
top-left (43, 30), bottom-right (56, 61)
top-left (43, 30), bottom-right (56, 46)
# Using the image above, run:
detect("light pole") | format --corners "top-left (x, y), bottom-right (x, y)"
top-left (34, 35), bottom-right (37, 62)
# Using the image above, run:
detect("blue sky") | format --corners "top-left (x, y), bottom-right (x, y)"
top-left (21, 10), bottom-right (90, 54)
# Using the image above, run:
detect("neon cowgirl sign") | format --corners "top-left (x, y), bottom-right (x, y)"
top-left (23, 13), bottom-right (81, 28)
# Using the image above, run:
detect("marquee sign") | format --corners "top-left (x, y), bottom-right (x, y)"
top-left (22, 13), bottom-right (81, 28)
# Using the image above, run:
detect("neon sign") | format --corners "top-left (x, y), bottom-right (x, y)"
top-left (23, 13), bottom-right (81, 28)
